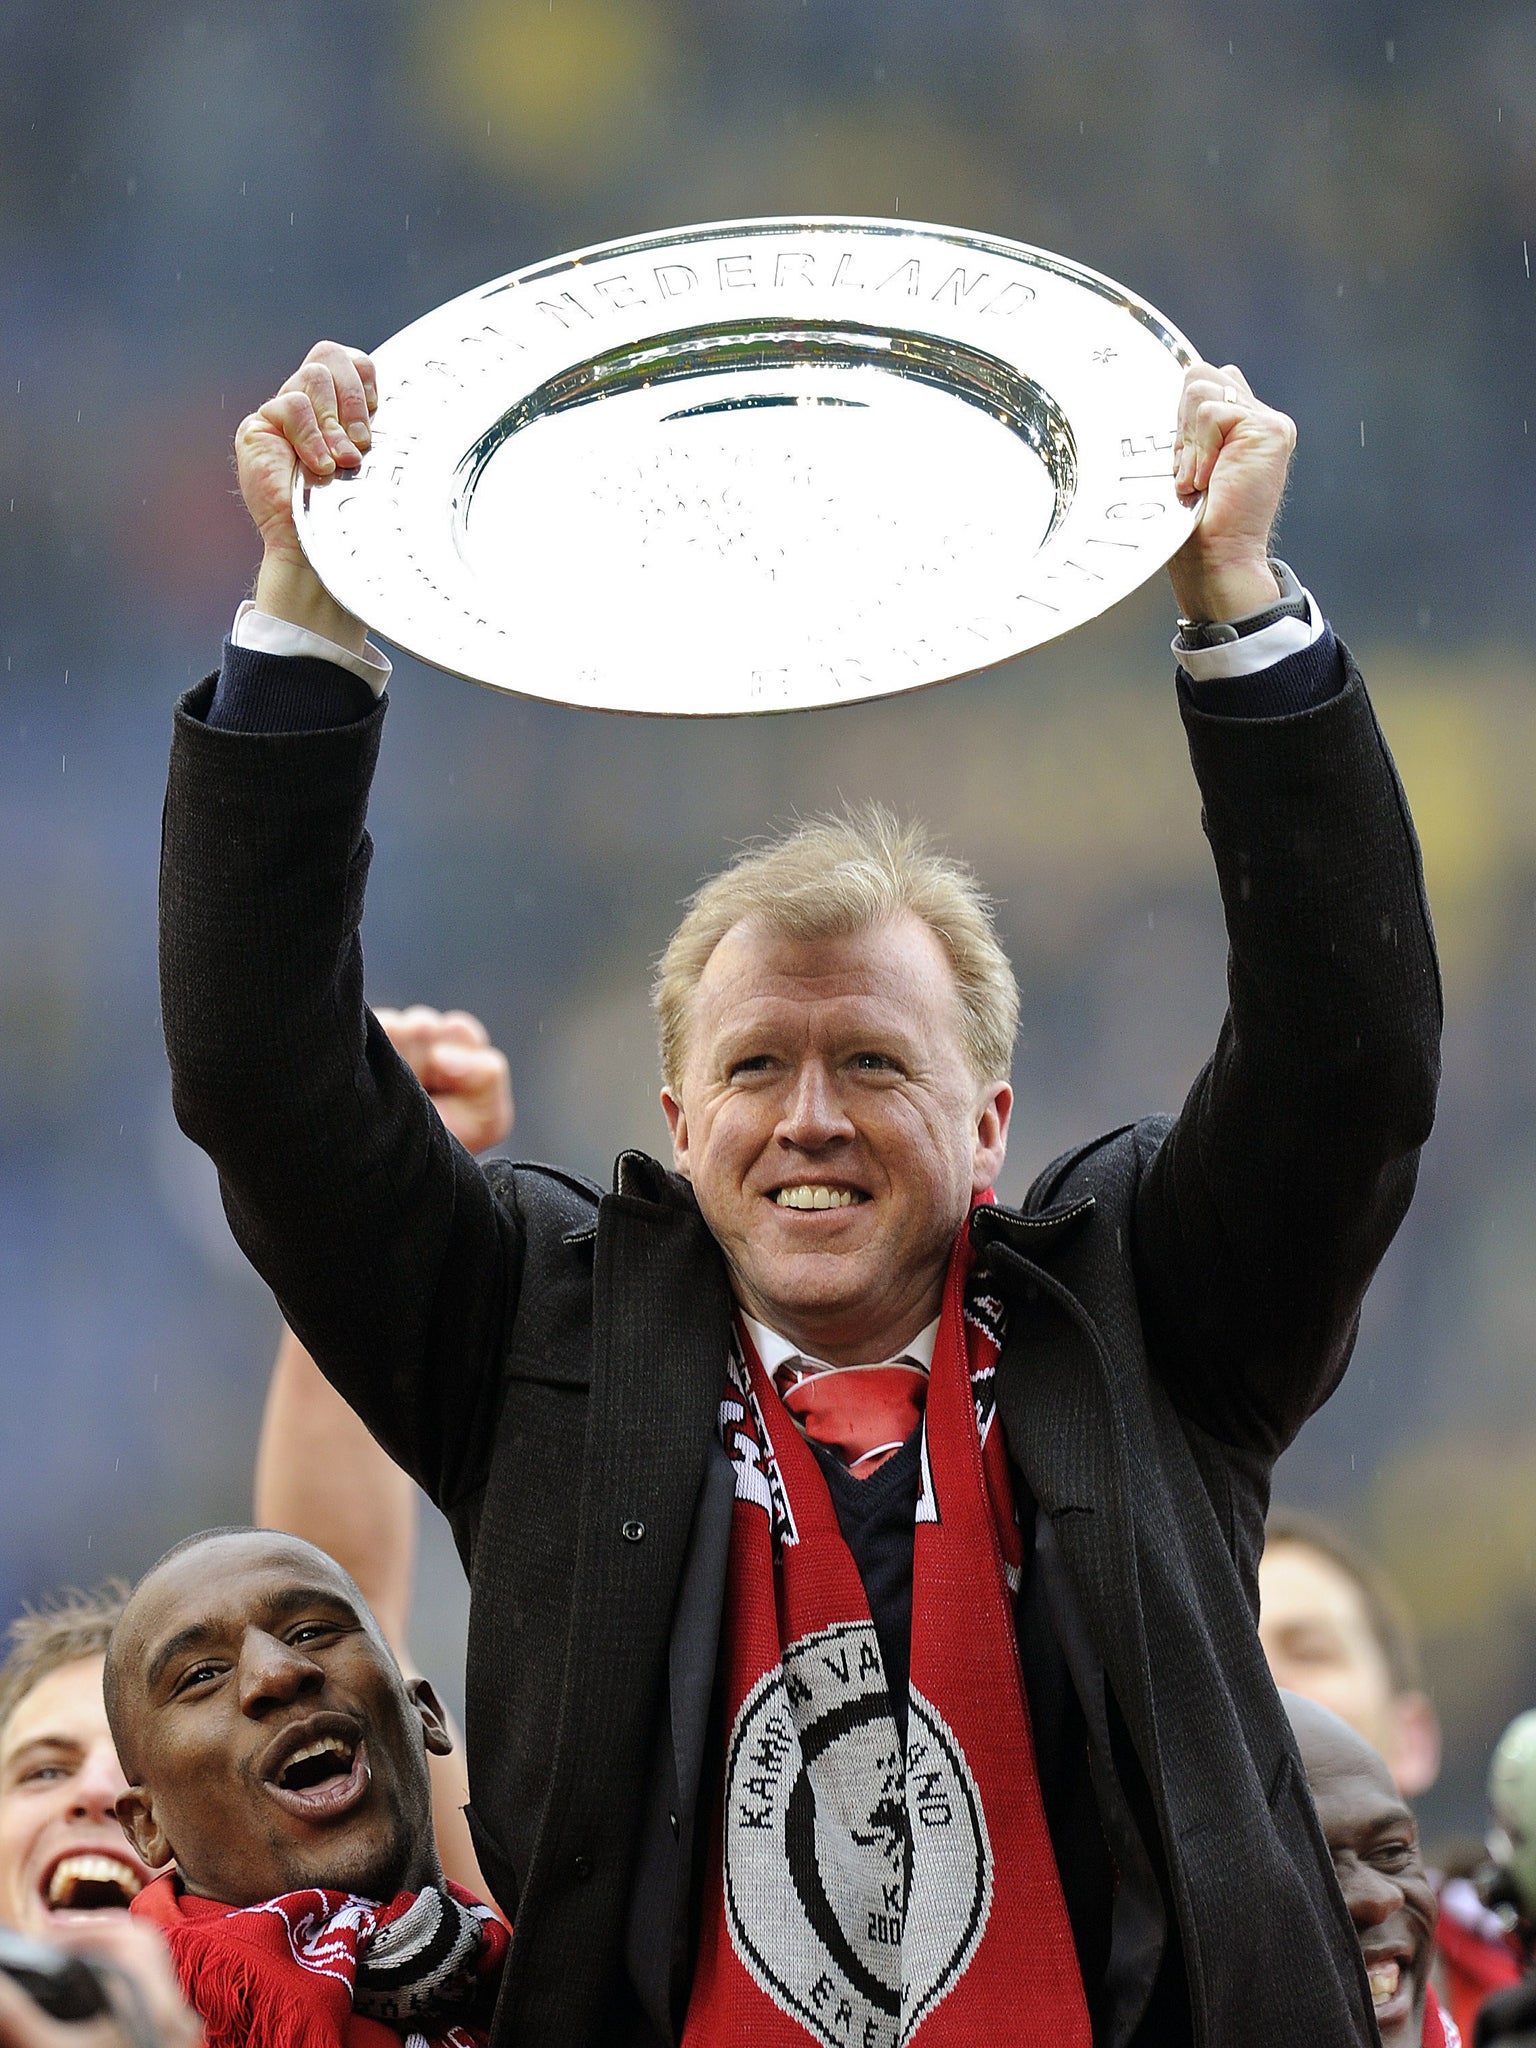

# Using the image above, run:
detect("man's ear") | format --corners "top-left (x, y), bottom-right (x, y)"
top-left (406, 1677), bottom-right (454, 1759)
top-left (660, 1087), bottom-right (691, 1177)
top-left (115, 1788), bottom-right (170, 1870)
top-left (1389, 1690), bottom-right (1442, 1799)
top-left (972, 1081), bottom-right (1012, 1196)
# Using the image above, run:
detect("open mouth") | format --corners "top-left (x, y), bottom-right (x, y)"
top-left (1363, 1953), bottom-right (1414, 2031)
top-left (773, 1184), bottom-right (868, 1211)
top-left (262, 1722), bottom-right (371, 1821)
top-left (44, 1852), bottom-right (146, 1913)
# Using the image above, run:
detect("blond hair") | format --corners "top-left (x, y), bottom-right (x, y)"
top-left (653, 804), bottom-right (1019, 1092)
top-left (0, 1583), bottom-right (128, 1743)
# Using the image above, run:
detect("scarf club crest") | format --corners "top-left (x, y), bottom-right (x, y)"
top-left (684, 1223), bottom-right (1090, 2048)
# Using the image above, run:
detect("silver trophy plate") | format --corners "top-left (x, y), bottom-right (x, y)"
top-left (295, 217), bottom-right (1201, 715)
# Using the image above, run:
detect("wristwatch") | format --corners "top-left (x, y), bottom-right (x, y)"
top-left (1176, 559), bottom-right (1310, 650)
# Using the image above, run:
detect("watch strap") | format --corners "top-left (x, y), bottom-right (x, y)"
top-left (1177, 559), bottom-right (1309, 649)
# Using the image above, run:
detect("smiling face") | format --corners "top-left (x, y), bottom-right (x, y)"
top-left (0, 1654), bottom-right (161, 1934)
top-left (661, 913), bottom-right (1011, 1364)
top-left (1287, 1694), bottom-right (1437, 2048)
top-left (109, 1532), bottom-right (450, 1908)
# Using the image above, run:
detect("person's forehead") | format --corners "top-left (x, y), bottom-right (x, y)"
top-left (1261, 1542), bottom-right (1376, 1635)
top-left (1295, 1710), bottom-right (1409, 1828)
top-left (133, 1537), bottom-right (357, 1658)
top-left (1315, 1755), bottom-right (1415, 1840)
top-left (0, 1656), bottom-right (109, 1769)
top-left (697, 914), bottom-right (959, 1020)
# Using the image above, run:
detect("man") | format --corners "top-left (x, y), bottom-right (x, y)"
top-left (0, 1592), bottom-right (153, 1937)
top-left (107, 1528), bottom-right (507, 2048)
top-left (0, 1592), bottom-right (195, 2048)
top-left (158, 338), bottom-right (1441, 2043)
top-left (1284, 1691), bottom-right (1456, 2047)
top-left (1261, 1507), bottom-right (1441, 1798)
top-left (1259, 1511), bottom-right (1527, 2035)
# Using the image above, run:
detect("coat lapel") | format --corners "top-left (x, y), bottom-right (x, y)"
top-left (505, 1155), bottom-right (729, 2026)
top-left (564, 1151), bottom-right (729, 1774)
top-left (973, 1201), bottom-right (1159, 1759)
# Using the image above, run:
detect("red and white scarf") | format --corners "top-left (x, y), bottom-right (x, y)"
top-left (1425, 1982), bottom-right (1461, 2048)
top-left (134, 1871), bottom-right (508, 2048)
top-left (682, 1216), bottom-right (1091, 2047)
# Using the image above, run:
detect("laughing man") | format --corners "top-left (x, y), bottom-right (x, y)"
top-left (105, 1529), bottom-right (507, 2048)
top-left (0, 1590), bottom-right (196, 2048)
top-left (157, 342), bottom-right (1442, 2043)
top-left (0, 1590), bottom-right (155, 1937)
top-left (1285, 1691), bottom-right (1458, 2047)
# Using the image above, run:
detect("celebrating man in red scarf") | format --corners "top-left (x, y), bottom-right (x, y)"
top-left (104, 1530), bottom-right (508, 2048)
top-left (156, 340), bottom-right (1441, 2046)
top-left (1285, 1692), bottom-right (1458, 2048)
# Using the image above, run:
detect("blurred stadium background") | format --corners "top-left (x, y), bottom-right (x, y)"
top-left (4, 0), bottom-right (1536, 1847)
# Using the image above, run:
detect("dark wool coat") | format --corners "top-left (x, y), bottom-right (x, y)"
top-left (160, 649), bottom-right (1440, 2047)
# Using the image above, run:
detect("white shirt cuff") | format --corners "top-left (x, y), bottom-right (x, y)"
top-left (1172, 583), bottom-right (1324, 683)
top-left (231, 601), bottom-right (392, 698)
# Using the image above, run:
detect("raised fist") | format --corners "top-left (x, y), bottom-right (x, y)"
top-left (376, 1006), bottom-right (514, 1156)
top-left (233, 339), bottom-right (377, 565)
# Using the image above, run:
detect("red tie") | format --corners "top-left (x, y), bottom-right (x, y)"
top-left (773, 1358), bottom-right (929, 1477)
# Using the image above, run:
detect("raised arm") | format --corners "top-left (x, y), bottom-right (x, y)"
top-left (253, 1003), bottom-right (513, 1597)
top-left (255, 1004), bottom-right (512, 1901)
top-left (161, 347), bottom-right (521, 1512)
top-left (1129, 362), bottom-right (1442, 1455)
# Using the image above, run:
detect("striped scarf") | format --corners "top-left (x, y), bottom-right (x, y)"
top-left (134, 1872), bottom-right (507, 2048)
top-left (682, 1213), bottom-right (1090, 2047)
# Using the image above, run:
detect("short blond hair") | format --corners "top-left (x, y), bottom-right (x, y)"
top-left (0, 1583), bottom-right (127, 1744)
top-left (653, 804), bottom-right (1019, 1092)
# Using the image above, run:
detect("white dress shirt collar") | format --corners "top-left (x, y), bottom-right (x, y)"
top-left (740, 1313), bottom-right (940, 1377)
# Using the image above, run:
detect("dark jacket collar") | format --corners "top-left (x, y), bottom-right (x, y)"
top-left (970, 1193), bottom-right (1096, 1261)
top-left (612, 1148), bottom-right (698, 1210)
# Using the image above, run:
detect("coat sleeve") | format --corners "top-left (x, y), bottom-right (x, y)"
top-left (1131, 644), bottom-right (1442, 1457)
top-left (158, 674), bottom-right (522, 1513)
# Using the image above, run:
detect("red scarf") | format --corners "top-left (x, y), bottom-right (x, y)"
top-left (682, 1219), bottom-right (1090, 2046)
top-left (1434, 1885), bottom-right (1521, 2043)
top-left (134, 1871), bottom-right (508, 2048)
top-left (1425, 1982), bottom-right (1461, 2048)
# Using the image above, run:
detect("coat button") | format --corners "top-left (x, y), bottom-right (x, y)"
top-left (669, 1811), bottom-right (680, 1840)
top-left (573, 1854), bottom-right (593, 1881)
top-left (621, 1518), bottom-right (646, 1543)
